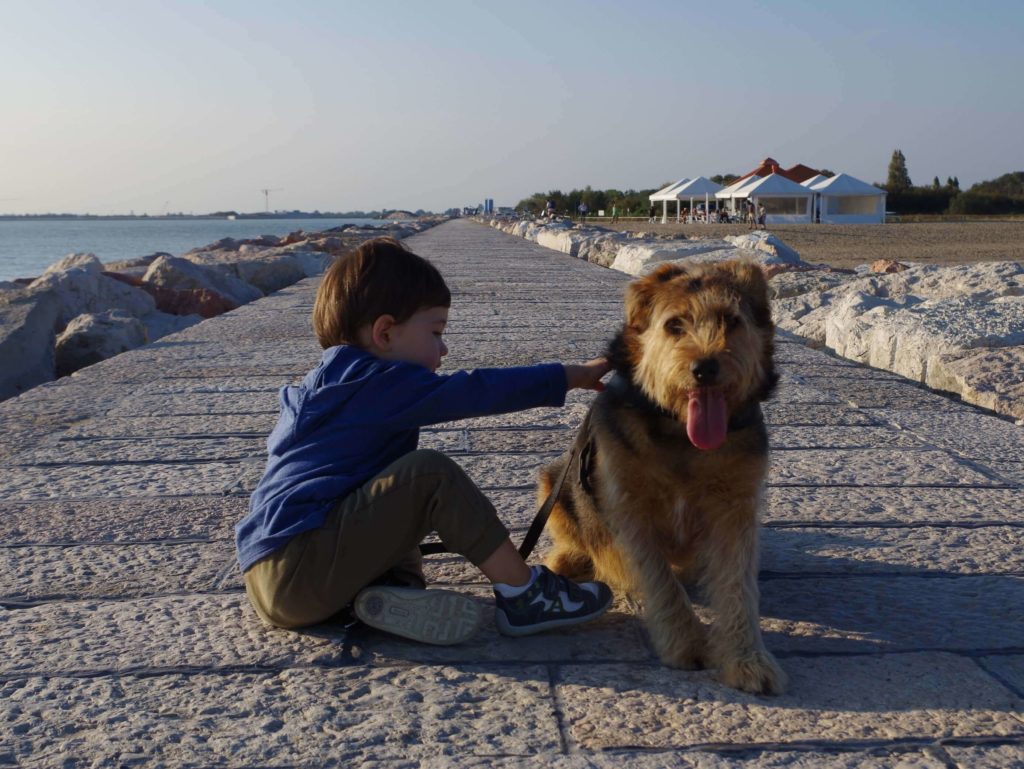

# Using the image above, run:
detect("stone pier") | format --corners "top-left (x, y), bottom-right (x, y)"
top-left (1, 219), bottom-right (1022, 766)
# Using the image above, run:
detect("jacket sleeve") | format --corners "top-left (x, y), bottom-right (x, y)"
top-left (369, 363), bottom-right (568, 429)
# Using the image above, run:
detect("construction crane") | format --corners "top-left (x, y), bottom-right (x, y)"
top-left (259, 188), bottom-right (282, 214)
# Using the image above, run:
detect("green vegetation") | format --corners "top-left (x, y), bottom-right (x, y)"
top-left (516, 186), bottom-right (660, 217)
top-left (882, 152), bottom-right (1024, 215)
top-left (887, 149), bottom-right (913, 191)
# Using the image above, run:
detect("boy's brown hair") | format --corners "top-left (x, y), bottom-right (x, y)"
top-left (312, 237), bottom-right (451, 349)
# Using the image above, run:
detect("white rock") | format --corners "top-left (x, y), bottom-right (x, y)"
top-left (0, 287), bottom-right (60, 400)
top-left (724, 231), bottom-right (804, 265)
top-left (41, 252), bottom-right (104, 275)
top-left (142, 255), bottom-right (263, 306)
top-left (928, 346), bottom-right (1024, 420)
top-left (29, 253), bottom-right (156, 328)
top-left (184, 247), bottom-right (326, 294)
top-left (54, 310), bottom-right (148, 377)
top-left (536, 228), bottom-right (589, 257)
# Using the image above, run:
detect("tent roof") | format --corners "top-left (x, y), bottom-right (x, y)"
top-left (715, 175), bottom-right (761, 198)
top-left (801, 174), bottom-right (828, 187)
top-left (649, 178), bottom-right (690, 201)
top-left (742, 173), bottom-right (813, 197)
top-left (811, 172), bottom-right (886, 196)
top-left (670, 176), bottom-right (724, 197)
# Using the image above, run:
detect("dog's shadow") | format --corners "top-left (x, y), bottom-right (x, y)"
top-left (752, 526), bottom-right (1021, 659)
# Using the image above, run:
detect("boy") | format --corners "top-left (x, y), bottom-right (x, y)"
top-left (235, 237), bottom-right (613, 645)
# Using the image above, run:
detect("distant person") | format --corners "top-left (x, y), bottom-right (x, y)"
top-left (236, 237), bottom-right (613, 644)
top-left (578, 201), bottom-right (588, 223)
top-left (545, 199), bottom-right (555, 219)
top-left (649, 204), bottom-right (656, 223)
top-left (746, 200), bottom-right (756, 230)
top-left (758, 203), bottom-right (767, 228)
top-left (611, 204), bottom-right (618, 223)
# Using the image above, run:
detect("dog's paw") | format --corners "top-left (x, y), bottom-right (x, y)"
top-left (654, 631), bottom-right (708, 671)
top-left (718, 650), bottom-right (787, 695)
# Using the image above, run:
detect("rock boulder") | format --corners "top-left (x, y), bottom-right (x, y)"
top-left (54, 310), bottom-right (148, 377)
top-left (140, 255), bottom-right (262, 306)
top-left (0, 288), bottom-right (60, 400)
top-left (29, 253), bottom-right (156, 328)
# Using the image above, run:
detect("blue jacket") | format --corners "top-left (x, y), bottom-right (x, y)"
top-left (235, 345), bottom-right (567, 571)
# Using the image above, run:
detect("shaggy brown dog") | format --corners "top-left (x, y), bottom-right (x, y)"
top-left (539, 259), bottom-right (786, 695)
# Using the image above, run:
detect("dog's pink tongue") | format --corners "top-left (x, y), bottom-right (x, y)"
top-left (687, 389), bottom-right (728, 450)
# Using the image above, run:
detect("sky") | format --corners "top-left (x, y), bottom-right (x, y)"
top-left (2, 0), bottom-right (1022, 215)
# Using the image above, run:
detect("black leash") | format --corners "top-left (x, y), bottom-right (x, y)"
top-left (418, 445), bottom-right (578, 560)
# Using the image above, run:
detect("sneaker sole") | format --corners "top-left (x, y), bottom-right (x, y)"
top-left (494, 594), bottom-right (613, 637)
top-left (353, 587), bottom-right (482, 645)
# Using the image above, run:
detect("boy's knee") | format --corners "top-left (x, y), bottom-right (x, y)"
top-left (401, 448), bottom-right (460, 475)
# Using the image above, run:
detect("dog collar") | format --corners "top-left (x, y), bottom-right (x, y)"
top-left (605, 372), bottom-right (762, 432)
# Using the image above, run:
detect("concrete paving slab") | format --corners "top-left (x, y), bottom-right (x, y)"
top-left (558, 654), bottom-right (1023, 750)
top-left (765, 486), bottom-right (1024, 525)
top-left (871, 409), bottom-right (1024, 462)
top-left (769, 448), bottom-right (1000, 486)
top-left (0, 591), bottom-right (648, 676)
top-left (1, 665), bottom-right (562, 765)
top-left (761, 576), bottom-right (1024, 653)
top-left (762, 403), bottom-right (883, 426)
top-left (990, 461), bottom-right (1024, 485)
top-left (0, 461), bottom-right (248, 500)
top-left (61, 413), bottom-right (277, 438)
top-left (0, 496), bottom-right (244, 545)
top-left (589, 750), bottom-right (951, 768)
top-left (0, 541), bottom-right (231, 603)
top-left (761, 526), bottom-right (1024, 575)
top-left (944, 745), bottom-right (1024, 768)
top-left (977, 654), bottom-right (1024, 697)
top-left (10, 436), bottom-right (266, 465)
top-left (106, 391), bottom-right (282, 416)
top-left (768, 425), bottom-right (924, 449)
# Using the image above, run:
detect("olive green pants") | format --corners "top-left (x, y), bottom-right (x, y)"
top-left (243, 449), bottom-right (510, 628)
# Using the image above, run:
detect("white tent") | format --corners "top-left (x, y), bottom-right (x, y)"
top-left (741, 173), bottom-right (814, 223)
top-left (810, 173), bottom-right (887, 224)
top-left (671, 177), bottom-right (725, 223)
top-left (715, 175), bottom-right (762, 216)
top-left (649, 178), bottom-right (690, 223)
top-left (800, 174), bottom-right (828, 187)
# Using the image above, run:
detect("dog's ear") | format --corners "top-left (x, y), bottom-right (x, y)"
top-left (724, 261), bottom-right (772, 328)
top-left (626, 264), bottom-right (686, 331)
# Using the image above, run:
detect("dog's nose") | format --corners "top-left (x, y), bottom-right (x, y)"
top-left (691, 358), bottom-right (719, 384)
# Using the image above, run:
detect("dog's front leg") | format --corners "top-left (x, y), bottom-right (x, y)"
top-left (609, 505), bottom-right (708, 669)
top-left (701, 495), bottom-right (786, 695)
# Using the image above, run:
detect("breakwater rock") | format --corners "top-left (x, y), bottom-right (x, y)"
top-left (0, 219), bottom-right (443, 401)
top-left (479, 216), bottom-right (1023, 422)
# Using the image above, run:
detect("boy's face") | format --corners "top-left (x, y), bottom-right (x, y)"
top-left (383, 306), bottom-right (449, 372)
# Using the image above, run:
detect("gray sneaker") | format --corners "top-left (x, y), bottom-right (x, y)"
top-left (353, 586), bottom-right (482, 645)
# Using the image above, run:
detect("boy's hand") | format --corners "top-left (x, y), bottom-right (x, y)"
top-left (564, 357), bottom-right (611, 391)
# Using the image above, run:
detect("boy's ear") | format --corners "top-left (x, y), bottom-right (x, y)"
top-left (369, 314), bottom-right (396, 349)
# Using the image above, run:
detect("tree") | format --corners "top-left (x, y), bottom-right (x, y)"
top-left (933, 176), bottom-right (942, 189)
top-left (887, 150), bottom-right (912, 191)
top-left (818, 169), bottom-right (835, 178)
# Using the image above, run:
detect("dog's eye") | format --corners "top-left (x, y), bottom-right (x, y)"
top-left (664, 317), bottom-right (686, 336)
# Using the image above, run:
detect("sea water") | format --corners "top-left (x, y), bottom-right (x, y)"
top-left (0, 217), bottom-right (386, 282)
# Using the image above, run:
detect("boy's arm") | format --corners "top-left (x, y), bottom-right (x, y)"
top-left (376, 358), bottom-right (610, 429)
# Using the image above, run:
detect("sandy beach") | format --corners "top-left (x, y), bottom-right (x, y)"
top-left (590, 219), bottom-right (1024, 270)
